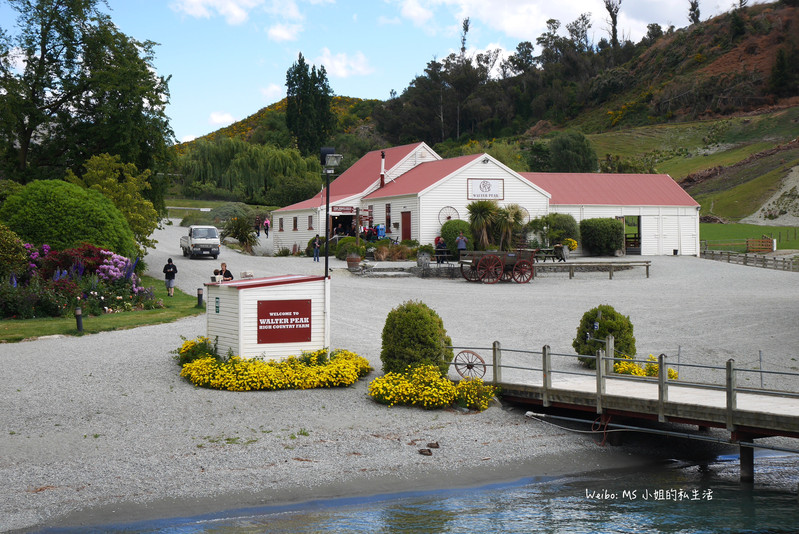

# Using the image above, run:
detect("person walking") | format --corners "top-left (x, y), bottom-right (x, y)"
top-left (313, 234), bottom-right (321, 262)
top-left (162, 258), bottom-right (178, 297)
top-left (254, 215), bottom-right (261, 237)
top-left (264, 217), bottom-right (270, 238)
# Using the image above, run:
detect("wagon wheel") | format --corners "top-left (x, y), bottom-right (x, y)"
top-left (454, 350), bottom-right (487, 379)
top-left (501, 269), bottom-right (513, 282)
top-left (520, 206), bottom-right (531, 224)
top-left (512, 260), bottom-right (534, 283)
top-left (460, 262), bottom-right (480, 282)
top-left (438, 206), bottom-right (460, 225)
top-left (477, 254), bottom-right (503, 284)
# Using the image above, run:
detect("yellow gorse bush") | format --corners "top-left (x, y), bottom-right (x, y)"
top-left (367, 364), bottom-right (497, 412)
top-left (179, 346), bottom-right (371, 392)
top-left (614, 354), bottom-right (678, 380)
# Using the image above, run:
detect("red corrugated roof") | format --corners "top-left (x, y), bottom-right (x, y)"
top-left (276, 143), bottom-right (427, 212)
top-left (520, 173), bottom-right (699, 207)
top-left (364, 154), bottom-right (483, 199)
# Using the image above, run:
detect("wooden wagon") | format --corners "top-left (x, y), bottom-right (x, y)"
top-left (458, 250), bottom-right (537, 284)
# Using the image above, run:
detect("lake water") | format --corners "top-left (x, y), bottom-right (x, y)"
top-left (41, 452), bottom-right (799, 534)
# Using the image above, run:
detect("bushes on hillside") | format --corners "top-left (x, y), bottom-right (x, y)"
top-left (0, 180), bottom-right (137, 258)
top-left (380, 300), bottom-right (453, 375)
top-left (579, 218), bottom-right (623, 256)
top-left (572, 304), bottom-right (636, 369)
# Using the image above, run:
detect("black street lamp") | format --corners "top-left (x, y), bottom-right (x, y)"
top-left (320, 147), bottom-right (342, 276)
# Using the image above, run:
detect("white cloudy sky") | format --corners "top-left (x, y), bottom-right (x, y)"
top-left (1, 0), bottom-right (766, 142)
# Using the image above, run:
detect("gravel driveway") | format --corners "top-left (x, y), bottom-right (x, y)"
top-left (1, 220), bottom-right (797, 530)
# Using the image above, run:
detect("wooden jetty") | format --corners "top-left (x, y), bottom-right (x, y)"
top-left (458, 338), bottom-right (799, 483)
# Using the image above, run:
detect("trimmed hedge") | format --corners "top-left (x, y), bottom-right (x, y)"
top-left (579, 217), bottom-right (623, 256)
top-left (380, 300), bottom-right (453, 375)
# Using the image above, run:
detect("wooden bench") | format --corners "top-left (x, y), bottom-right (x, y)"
top-left (534, 260), bottom-right (651, 279)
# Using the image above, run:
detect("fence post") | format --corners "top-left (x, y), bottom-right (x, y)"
top-left (726, 359), bottom-right (737, 431)
top-left (542, 344), bottom-right (551, 407)
top-left (605, 334), bottom-right (615, 376)
top-left (492, 341), bottom-right (502, 386)
top-left (658, 353), bottom-right (669, 423)
top-left (596, 349), bottom-right (605, 414)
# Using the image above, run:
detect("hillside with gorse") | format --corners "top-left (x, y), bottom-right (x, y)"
top-left (176, 2), bottom-right (799, 223)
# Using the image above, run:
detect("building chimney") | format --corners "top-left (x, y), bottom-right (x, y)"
top-left (380, 150), bottom-right (385, 188)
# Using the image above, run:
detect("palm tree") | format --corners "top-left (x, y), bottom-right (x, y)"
top-left (467, 200), bottom-right (498, 250)
top-left (495, 204), bottom-right (525, 251)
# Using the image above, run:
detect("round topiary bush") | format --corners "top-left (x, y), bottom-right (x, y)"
top-left (0, 180), bottom-right (137, 258)
top-left (380, 300), bottom-right (454, 375)
top-left (572, 304), bottom-right (636, 369)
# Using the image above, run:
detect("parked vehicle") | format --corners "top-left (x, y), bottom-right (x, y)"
top-left (180, 225), bottom-right (221, 259)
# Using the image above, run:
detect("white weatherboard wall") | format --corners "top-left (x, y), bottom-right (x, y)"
top-left (551, 205), bottom-right (700, 256)
top-left (205, 275), bottom-right (328, 359)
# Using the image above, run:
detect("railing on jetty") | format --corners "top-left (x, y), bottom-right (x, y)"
top-left (451, 337), bottom-right (799, 482)
top-left (701, 250), bottom-right (799, 272)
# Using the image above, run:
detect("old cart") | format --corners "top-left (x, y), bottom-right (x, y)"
top-left (459, 250), bottom-right (536, 284)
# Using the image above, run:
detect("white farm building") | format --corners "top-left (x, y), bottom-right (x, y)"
top-left (273, 142), bottom-right (700, 256)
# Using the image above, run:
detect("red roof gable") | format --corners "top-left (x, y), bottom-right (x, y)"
top-left (364, 154), bottom-right (483, 199)
top-left (276, 143), bottom-right (427, 212)
top-left (520, 173), bottom-right (699, 207)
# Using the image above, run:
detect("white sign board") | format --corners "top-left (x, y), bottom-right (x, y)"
top-left (468, 179), bottom-right (504, 200)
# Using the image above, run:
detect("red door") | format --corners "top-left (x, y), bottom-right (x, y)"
top-left (401, 211), bottom-right (411, 241)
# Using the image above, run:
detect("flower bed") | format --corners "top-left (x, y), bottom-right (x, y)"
top-left (614, 354), bottom-right (679, 379)
top-left (368, 364), bottom-right (497, 411)
top-left (175, 341), bottom-right (372, 392)
top-left (1, 242), bottom-right (160, 319)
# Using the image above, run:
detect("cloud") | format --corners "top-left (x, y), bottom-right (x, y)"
top-left (181, 134), bottom-right (198, 143)
top-left (260, 83), bottom-right (284, 101)
top-left (378, 15), bottom-right (401, 25)
top-left (398, 0), bottom-right (434, 27)
top-left (264, 0), bottom-right (303, 20)
top-left (170, 0), bottom-right (265, 25)
top-left (209, 111), bottom-right (236, 125)
top-left (268, 23), bottom-right (303, 41)
top-left (316, 48), bottom-right (375, 78)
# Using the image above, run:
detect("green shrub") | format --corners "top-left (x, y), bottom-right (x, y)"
top-left (221, 216), bottom-right (257, 253)
top-left (441, 219), bottom-right (472, 258)
top-left (305, 235), bottom-right (326, 257)
top-left (579, 218), bottom-right (623, 256)
top-left (380, 300), bottom-right (453, 375)
top-left (0, 180), bottom-right (137, 258)
top-left (0, 223), bottom-right (28, 280)
top-left (529, 213), bottom-right (580, 246)
top-left (572, 304), bottom-right (636, 369)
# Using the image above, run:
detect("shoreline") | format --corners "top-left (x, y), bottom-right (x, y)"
top-left (36, 447), bottom-right (658, 531)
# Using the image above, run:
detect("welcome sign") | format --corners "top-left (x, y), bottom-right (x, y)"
top-left (468, 178), bottom-right (504, 200)
top-left (257, 299), bottom-right (312, 343)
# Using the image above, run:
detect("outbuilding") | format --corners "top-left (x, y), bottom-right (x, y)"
top-left (204, 275), bottom-right (329, 359)
top-left (522, 173), bottom-right (701, 256)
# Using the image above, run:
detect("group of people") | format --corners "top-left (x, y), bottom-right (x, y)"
top-left (432, 231), bottom-right (468, 264)
top-left (254, 216), bottom-right (270, 238)
top-left (161, 259), bottom-right (234, 296)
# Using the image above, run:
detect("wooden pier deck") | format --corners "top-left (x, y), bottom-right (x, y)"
top-left (454, 340), bottom-right (799, 482)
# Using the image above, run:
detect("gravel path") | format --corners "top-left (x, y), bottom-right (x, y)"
top-left (2, 221), bottom-right (798, 531)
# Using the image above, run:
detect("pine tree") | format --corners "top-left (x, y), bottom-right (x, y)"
top-left (285, 53), bottom-right (336, 156)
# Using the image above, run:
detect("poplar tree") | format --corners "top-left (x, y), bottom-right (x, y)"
top-left (285, 53), bottom-right (336, 156)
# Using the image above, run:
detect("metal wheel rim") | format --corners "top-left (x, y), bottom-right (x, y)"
top-left (454, 350), bottom-right (487, 379)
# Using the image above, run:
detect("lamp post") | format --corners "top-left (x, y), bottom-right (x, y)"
top-left (320, 147), bottom-right (342, 277)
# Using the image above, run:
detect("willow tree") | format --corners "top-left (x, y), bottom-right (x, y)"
top-left (178, 138), bottom-right (321, 205)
